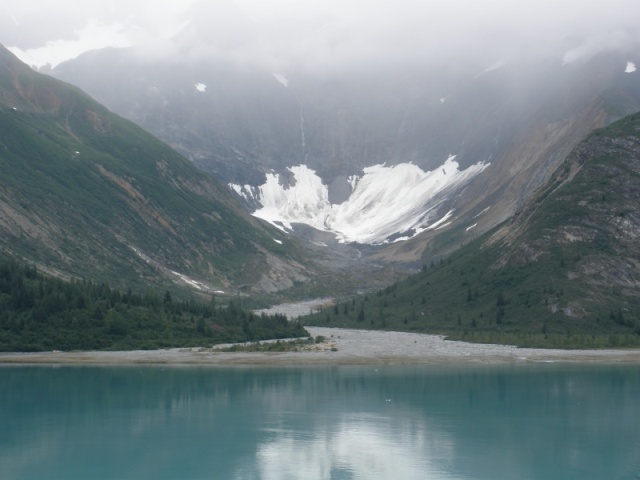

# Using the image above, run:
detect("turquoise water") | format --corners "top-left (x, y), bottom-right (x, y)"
top-left (1, 364), bottom-right (639, 479)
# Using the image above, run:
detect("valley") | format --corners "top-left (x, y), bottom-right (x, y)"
top-left (2, 0), bottom-right (640, 350)
top-left (4, 5), bottom-right (640, 480)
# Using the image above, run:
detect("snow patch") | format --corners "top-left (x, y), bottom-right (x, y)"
top-left (435, 221), bottom-right (452, 231)
top-left (466, 223), bottom-right (478, 231)
top-left (169, 270), bottom-right (209, 291)
top-left (272, 73), bottom-right (289, 87)
top-left (347, 174), bottom-right (359, 190)
top-left (392, 236), bottom-right (411, 243)
top-left (248, 156), bottom-right (489, 244)
top-left (273, 239), bottom-right (283, 245)
top-left (130, 245), bottom-right (221, 293)
top-left (195, 83), bottom-right (207, 92)
top-left (229, 183), bottom-right (256, 202)
top-left (476, 60), bottom-right (506, 78)
top-left (425, 210), bottom-right (455, 231)
top-left (255, 166), bottom-right (329, 227)
top-left (473, 206), bottom-right (491, 218)
top-left (625, 61), bottom-right (636, 73)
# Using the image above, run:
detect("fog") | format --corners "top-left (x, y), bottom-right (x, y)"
top-left (3, 0), bottom-right (640, 72)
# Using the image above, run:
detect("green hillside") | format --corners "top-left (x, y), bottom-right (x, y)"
top-left (0, 45), bottom-right (310, 294)
top-left (0, 257), bottom-right (307, 352)
top-left (303, 113), bottom-right (640, 348)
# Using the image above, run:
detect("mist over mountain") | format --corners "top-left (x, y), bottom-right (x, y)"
top-left (48, 19), bottom-right (640, 254)
top-left (1, 1), bottom-right (640, 346)
top-left (5, 0), bottom-right (640, 261)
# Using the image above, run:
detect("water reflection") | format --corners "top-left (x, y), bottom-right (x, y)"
top-left (252, 413), bottom-right (454, 480)
top-left (0, 365), bottom-right (639, 480)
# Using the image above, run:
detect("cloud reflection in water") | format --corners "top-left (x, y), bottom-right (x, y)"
top-left (251, 413), bottom-right (455, 480)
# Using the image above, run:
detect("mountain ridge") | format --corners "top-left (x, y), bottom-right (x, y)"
top-left (0, 44), bottom-right (313, 294)
top-left (50, 44), bottom-right (640, 260)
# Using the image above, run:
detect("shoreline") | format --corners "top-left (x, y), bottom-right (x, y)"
top-left (1, 327), bottom-right (640, 366)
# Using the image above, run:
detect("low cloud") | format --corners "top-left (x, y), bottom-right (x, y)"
top-left (3, 0), bottom-right (640, 72)
top-left (8, 21), bottom-right (132, 68)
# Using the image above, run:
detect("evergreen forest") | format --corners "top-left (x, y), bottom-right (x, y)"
top-left (0, 258), bottom-right (307, 352)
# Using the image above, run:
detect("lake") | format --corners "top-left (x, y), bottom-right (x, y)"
top-left (1, 364), bottom-right (639, 479)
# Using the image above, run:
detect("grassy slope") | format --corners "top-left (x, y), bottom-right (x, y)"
top-left (0, 45), bottom-right (305, 293)
top-left (303, 113), bottom-right (640, 348)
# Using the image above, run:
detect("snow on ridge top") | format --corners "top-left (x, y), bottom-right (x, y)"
top-left (195, 83), bottom-right (207, 92)
top-left (250, 156), bottom-right (489, 245)
top-left (272, 73), bottom-right (289, 87)
top-left (626, 61), bottom-right (637, 73)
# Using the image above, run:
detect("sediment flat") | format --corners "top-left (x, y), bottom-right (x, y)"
top-left (1, 327), bottom-right (640, 366)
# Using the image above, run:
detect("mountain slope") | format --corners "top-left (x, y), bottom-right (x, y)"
top-left (50, 43), bottom-right (640, 254)
top-left (0, 45), bottom-right (311, 293)
top-left (303, 112), bottom-right (640, 347)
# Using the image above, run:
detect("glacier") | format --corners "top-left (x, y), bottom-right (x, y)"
top-left (231, 156), bottom-right (489, 245)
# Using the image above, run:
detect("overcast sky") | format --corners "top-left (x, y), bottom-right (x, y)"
top-left (2, 0), bottom-right (640, 71)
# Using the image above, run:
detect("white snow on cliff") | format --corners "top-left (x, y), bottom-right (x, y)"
top-left (231, 156), bottom-right (489, 244)
top-left (625, 61), bottom-right (636, 73)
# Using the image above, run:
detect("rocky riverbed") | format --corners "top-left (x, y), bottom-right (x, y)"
top-left (1, 327), bottom-right (640, 366)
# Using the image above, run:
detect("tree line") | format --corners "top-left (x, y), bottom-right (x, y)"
top-left (0, 258), bottom-right (307, 351)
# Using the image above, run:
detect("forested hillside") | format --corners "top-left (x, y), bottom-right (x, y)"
top-left (0, 258), bottom-right (307, 352)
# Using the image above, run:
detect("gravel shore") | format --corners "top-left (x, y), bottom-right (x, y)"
top-left (1, 327), bottom-right (640, 366)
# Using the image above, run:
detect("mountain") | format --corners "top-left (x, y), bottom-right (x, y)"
top-left (50, 30), bottom-right (640, 258)
top-left (303, 112), bottom-right (640, 348)
top-left (0, 45), bottom-right (312, 294)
